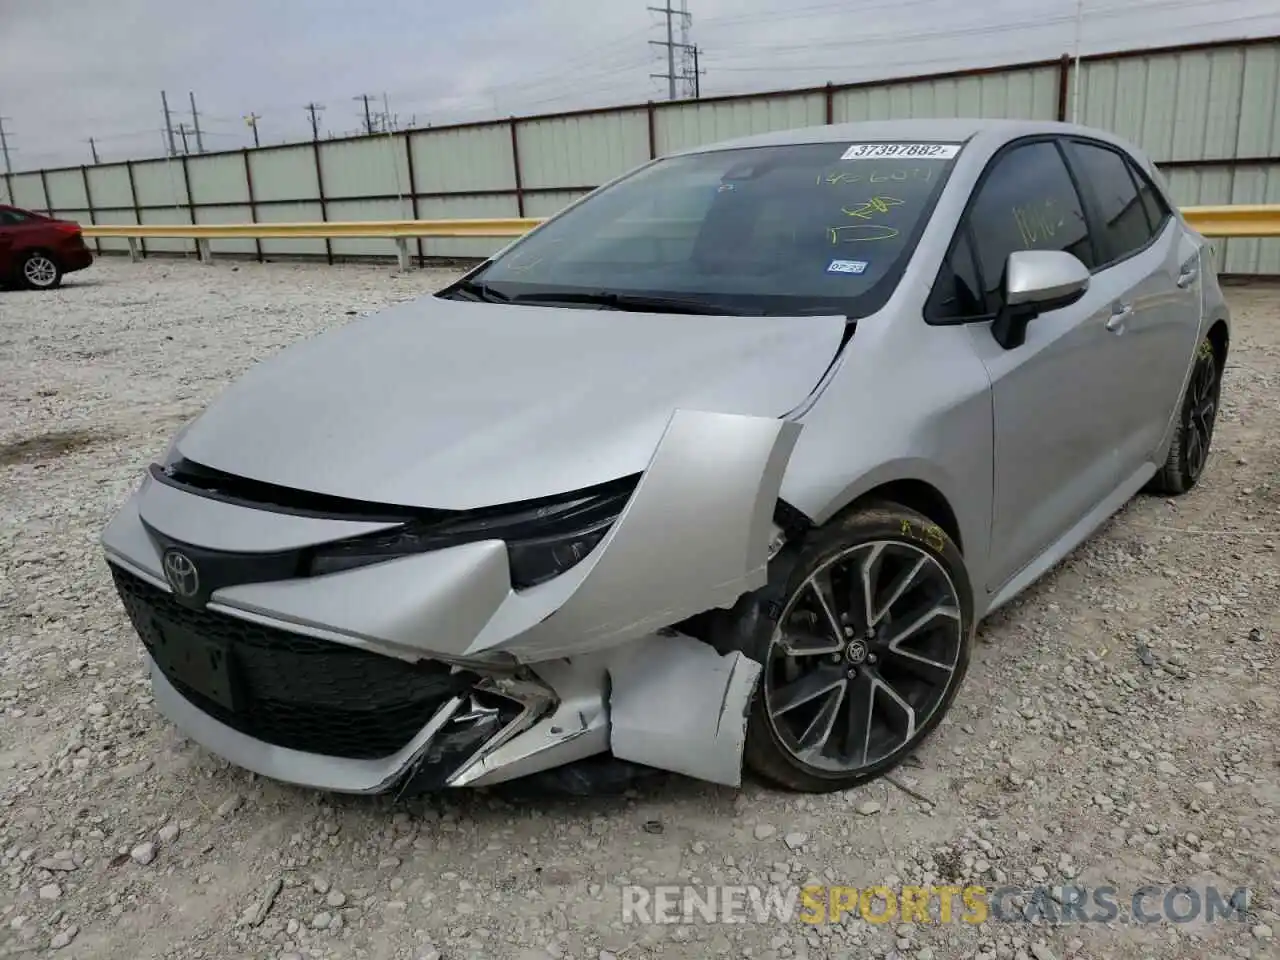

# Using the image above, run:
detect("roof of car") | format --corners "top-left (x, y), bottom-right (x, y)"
top-left (676, 117), bottom-right (1110, 156)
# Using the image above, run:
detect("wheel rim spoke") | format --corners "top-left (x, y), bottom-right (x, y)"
top-left (882, 600), bottom-right (960, 649)
top-left (777, 629), bottom-right (843, 658)
top-left (870, 554), bottom-right (926, 627)
top-left (882, 646), bottom-right (955, 687)
top-left (770, 669), bottom-right (846, 717)
top-left (1186, 425), bottom-right (1203, 476)
top-left (796, 683), bottom-right (846, 755)
top-left (841, 670), bottom-right (874, 767)
top-left (806, 570), bottom-right (847, 644)
top-left (868, 669), bottom-right (917, 744)
top-left (857, 542), bottom-right (886, 631)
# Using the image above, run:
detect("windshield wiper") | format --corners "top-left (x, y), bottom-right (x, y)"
top-left (438, 277), bottom-right (511, 304)
top-left (507, 290), bottom-right (753, 315)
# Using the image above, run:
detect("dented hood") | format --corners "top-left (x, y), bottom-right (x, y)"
top-left (176, 295), bottom-right (846, 510)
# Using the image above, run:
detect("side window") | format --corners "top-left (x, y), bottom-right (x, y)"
top-left (1064, 141), bottom-right (1154, 262)
top-left (927, 228), bottom-right (985, 321)
top-left (965, 141), bottom-right (1093, 311)
top-left (1128, 157), bottom-right (1171, 235)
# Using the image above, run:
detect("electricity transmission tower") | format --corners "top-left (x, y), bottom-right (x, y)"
top-left (0, 116), bottom-right (13, 174)
top-left (354, 93), bottom-right (377, 134)
top-left (648, 2), bottom-right (695, 100)
top-left (305, 102), bottom-right (325, 140)
top-left (188, 91), bottom-right (205, 153)
top-left (160, 90), bottom-right (178, 156)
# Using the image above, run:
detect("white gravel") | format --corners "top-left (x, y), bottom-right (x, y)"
top-left (1, 257), bottom-right (1278, 959)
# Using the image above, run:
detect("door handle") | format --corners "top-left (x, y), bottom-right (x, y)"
top-left (1177, 266), bottom-right (1199, 288)
top-left (1105, 302), bottom-right (1132, 332)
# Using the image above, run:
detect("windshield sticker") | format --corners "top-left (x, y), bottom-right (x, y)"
top-left (840, 142), bottom-right (961, 161)
top-left (827, 259), bottom-right (869, 274)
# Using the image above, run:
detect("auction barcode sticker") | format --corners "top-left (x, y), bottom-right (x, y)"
top-left (840, 142), bottom-right (962, 161)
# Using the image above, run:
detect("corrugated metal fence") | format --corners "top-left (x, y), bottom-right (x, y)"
top-left (4, 35), bottom-right (1279, 273)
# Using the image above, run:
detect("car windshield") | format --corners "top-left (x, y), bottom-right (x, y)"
top-left (462, 140), bottom-right (963, 317)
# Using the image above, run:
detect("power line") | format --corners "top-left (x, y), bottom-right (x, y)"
top-left (704, 0), bottom-right (1269, 60)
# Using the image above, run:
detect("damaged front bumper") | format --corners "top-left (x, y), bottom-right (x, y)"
top-left (101, 410), bottom-right (795, 793)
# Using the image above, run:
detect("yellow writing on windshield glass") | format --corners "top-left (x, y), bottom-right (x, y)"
top-left (842, 196), bottom-right (904, 220)
top-left (1013, 199), bottom-right (1066, 247)
top-left (828, 224), bottom-right (900, 243)
top-left (817, 167), bottom-right (934, 186)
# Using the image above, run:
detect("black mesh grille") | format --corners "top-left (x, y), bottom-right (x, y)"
top-left (109, 564), bottom-right (474, 760)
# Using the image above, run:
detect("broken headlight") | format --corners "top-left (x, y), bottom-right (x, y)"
top-left (307, 476), bottom-right (638, 589)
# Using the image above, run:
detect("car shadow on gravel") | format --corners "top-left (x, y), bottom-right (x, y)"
top-left (0, 426), bottom-right (115, 467)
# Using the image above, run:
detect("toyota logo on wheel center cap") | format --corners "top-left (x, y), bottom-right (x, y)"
top-left (162, 549), bottom-right (200, 599)
top-left (845, 639), bottom-right (869, 665)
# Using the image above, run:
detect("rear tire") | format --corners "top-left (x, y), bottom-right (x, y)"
top-left (1145, 335), bottom-right (1221, 496)
top-left (20, 251), bottom-right (62, 290)
top-left (713, 502), bottom-right (975, 793)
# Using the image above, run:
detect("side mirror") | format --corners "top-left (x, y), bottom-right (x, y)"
top-left (991, 250), bottom-right (1090, 350)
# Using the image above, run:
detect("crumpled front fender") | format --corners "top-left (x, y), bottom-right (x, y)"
top-left (206, 409), bottom-right (801, 664)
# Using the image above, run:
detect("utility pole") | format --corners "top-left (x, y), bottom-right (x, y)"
top-left (177, 123), bottom-right (191, 155)
top-left (0, 116), bottom-right (12, 175)
top-left (88, 137), bottom-right (100, 164)
top-left (354, 94), bottom-right (376, 135)
top-left (648, 3), bottom-right (693, 100)
top-left (161, 90), bottom-right (177, 157)
top-left (189, 91), bottom-right (205, 153)
top-left (305, 102), bottom-right (325, 141)
top-left (244, 113), bottom-right (261, 148)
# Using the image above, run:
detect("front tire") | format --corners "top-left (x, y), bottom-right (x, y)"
top-left (20, 251), bottom-right (62, 290)
top-left (1146, 335), bottom-right (1221, 496)
top-left (714, 503), bottom-right (975, 793)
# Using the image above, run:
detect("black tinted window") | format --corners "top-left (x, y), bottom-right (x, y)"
top-left (1065, 141), bottom-right (1154, 261)
top-left (928, 228), bottom-right (985, 320)
top-left (966, 141), bottom-right (1093, 309)
top-left (1129, 158), bottom-right (1171, 235)
top-left (0, 209), bottom-right (27, 225)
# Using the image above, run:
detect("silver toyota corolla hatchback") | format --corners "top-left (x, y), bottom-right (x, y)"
top-left (102, 118), bottom-right (1228, 795)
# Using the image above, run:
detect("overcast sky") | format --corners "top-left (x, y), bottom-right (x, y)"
top-left (2, 0), bottom-right (1279, 171)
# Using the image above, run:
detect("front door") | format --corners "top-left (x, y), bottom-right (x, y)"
top-left (954, 139), bottom-right (1132, 593)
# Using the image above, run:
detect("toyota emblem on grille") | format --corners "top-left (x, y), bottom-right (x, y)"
top-left (162, 549), bottom-right (200, 599)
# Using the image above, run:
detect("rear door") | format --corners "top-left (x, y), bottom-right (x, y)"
top-left (935, 139), bottom-right (1131, 592)
top-left (1060, 138), bottom-right (1202, 467)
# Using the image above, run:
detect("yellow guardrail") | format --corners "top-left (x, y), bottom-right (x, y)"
top-left (82, 218), bottom-right (544, 240)
top-left (81, 218), bottom-right (546, 270)
top-left (1180, 205), bottom-right (1280, 238)
top-left (78, 207), bottom-right (1280, 271)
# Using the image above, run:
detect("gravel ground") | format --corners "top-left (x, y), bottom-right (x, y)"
top-left (1, 257), bottom-right (1278, 960)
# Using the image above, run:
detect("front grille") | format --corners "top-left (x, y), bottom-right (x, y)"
top-left (110, 565), bottom-right (474, 760)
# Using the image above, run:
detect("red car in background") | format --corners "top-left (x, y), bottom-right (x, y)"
top-left (0, 205), bottom-right (94, 290)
